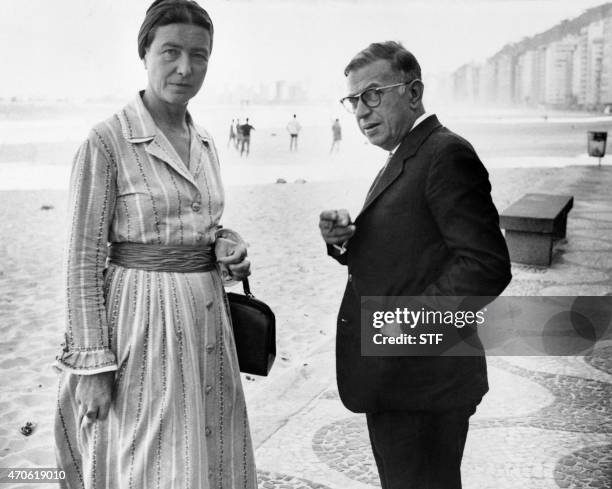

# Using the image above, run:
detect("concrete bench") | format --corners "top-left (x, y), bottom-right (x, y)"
top-left (500, 193), bottom-right (574, 266)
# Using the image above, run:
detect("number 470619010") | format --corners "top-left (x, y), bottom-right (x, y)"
top-left (0, 468), bottom-right (66, 483)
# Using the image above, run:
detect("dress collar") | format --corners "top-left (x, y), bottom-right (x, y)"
top-left (117, 91), bottom-right (211, 145)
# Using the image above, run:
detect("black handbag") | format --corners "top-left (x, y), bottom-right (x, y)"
top-left (226, 279), bottom-right (276, 376)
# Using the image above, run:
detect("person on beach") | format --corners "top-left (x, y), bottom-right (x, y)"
top-left (54, 1), bottom-right (257, 488)
top-left (228, 118), bottom-right (237, 147)
top-left (287, 113), bottom-right (301, 152)
top-left (239, 117), bottom-right (255, 157)
top-left (234, 118), bottom-right (241, 149)
top-left (330, 118), bottom-right (342, 153)
top-left (319, 41), bottom-right (511, 489)
top-left (235, 118), bottom-right (244, 150)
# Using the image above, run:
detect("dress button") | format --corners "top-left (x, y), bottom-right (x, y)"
top-left (191, 202), bottom-right (202, 212)
top-left (205, 426), bottom-right (212, 437)
top-left (205, 384), bottom-right (213, 394)
top-left (206, 343), bottom-right (215, 353)
top-left (348, 273), bottom-right (353, 282)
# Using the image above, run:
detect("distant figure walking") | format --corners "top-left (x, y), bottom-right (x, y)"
top-left (287, 114), bottom-right (302, 152)
top-left (239, 118), bottom-right (255, 157)
top-left (236, 118), bottom-right (244, 150)
top-left (228, 118), bottom-right (237, 148)
top-left (234, 118), bottom-right (241, 148)
top-left (330, 118), bottom-right (342, 153)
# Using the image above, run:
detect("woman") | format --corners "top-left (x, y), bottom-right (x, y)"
top-left (54, 1), bottom-right (257, 487)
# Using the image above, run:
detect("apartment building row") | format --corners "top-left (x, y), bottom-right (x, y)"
top-left (453, 3), bottom-right (612, 110)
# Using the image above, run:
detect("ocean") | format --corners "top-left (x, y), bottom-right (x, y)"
top-left (1, 100), bottom-right (611, 190)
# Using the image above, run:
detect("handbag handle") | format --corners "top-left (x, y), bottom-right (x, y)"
top-left (242, 278), bottom-right (254, 298)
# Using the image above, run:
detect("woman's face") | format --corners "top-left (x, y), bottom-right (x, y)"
top-left (144, 23), bottom-right (212, 106)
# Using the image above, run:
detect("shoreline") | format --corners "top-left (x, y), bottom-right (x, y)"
top-left (0, 159), bottom-right (609, 192)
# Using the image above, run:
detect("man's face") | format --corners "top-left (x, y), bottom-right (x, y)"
top-left (346, 59), bottom-right (417, 151)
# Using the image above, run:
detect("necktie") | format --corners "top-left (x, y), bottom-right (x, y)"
top-left (364, 152), bottom-right (394, 205)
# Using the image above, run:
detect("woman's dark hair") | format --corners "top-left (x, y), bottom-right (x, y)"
top-left (344, 41), bottom-right (421, 81)
top-left (138, 0), bottom-right (214, 59)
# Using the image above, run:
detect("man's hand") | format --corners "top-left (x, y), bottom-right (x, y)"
top-left (75, 371), bottom-right (114, 424)
top-left (216, 237), bottom-right (251, 281)
top-left (319, 209), bottom-right (356, 245)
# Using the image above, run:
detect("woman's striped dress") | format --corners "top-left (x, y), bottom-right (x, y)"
top-left (54, 93), bottom-right (257, 489)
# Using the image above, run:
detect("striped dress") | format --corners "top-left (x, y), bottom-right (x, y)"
top-left (54, 93), bottom-right (257, 489)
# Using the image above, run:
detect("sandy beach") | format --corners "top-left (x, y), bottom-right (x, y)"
top-left (0, 158), bottom-right (599, 475)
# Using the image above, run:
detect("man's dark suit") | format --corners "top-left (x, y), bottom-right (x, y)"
top-left (329, 114), bottom-right (512, 414)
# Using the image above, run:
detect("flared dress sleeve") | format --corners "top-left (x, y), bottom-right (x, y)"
top-left (55, 128), bottom-right (118, 375)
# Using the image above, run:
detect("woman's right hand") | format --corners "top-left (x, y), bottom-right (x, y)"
top-left (215, 237), bottom-right (251, 281)
top-left (75, 371), bottom-right (115, 423)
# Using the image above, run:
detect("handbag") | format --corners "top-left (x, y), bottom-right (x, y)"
top-left (226, 279), bottom-right (276, 376)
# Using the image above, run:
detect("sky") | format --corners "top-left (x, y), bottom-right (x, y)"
top-left (1, 0), bottom-right (609, 100)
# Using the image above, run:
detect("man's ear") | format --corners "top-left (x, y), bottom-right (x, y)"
top-left (408, 80), bottom-right (424, 108)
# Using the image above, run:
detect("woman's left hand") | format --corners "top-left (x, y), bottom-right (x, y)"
top-left (215, 237), bottom-right (251, 281)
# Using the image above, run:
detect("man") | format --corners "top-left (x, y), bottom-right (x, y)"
top-left (239, 117), bottom-right (255, 157)
top-left (235, 118), bottom-right (244, 150)
top-left (319, 42), bottom-right (511, 489)
top-left (287, 113), bottom-right (301, 151)
top-left (330, 118), bottom-right (342, 153)
top-left (228, 118), bottom-right (237, 148)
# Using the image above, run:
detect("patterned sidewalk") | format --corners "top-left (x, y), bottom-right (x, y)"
top-left (249, 166), bottom-right (612, 489)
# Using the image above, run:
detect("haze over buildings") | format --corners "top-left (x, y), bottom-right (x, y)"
top-left (452, 2), bottom-right (612, 110)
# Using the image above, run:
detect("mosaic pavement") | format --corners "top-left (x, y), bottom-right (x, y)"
top-left (255, 353), bottom-right (612, 489)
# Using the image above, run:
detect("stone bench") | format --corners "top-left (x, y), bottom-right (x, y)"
top-left (500, 193), bottom-right (574, 266)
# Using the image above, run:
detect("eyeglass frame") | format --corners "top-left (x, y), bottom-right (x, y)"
top-left (339, 79), bottom-right (421, 113)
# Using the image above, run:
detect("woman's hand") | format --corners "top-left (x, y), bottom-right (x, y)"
top-left (75, 371), bottom-right (114, 423)
top-left (215, 237), bottom-right (251, 281)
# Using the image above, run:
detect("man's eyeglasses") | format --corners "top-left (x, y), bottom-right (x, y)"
top-left (339, 80), bottom-right (419, 114)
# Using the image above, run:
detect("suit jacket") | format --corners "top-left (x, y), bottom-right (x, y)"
top-left (329, 115), bottom-right (511, 413)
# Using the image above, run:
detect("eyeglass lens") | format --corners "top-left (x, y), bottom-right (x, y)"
top-left (361, 88), bottom-right (381, 107)
top-left (342, 89), bottom-right (381, 113)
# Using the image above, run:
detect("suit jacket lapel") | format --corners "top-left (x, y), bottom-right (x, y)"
top-left (359, 153), bottom-right (403, 215)
top-left (357, 115), bottom-right (442, 219)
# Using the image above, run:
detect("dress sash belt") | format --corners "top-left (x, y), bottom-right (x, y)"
top-left (108, 242), bottom-right (216, 273)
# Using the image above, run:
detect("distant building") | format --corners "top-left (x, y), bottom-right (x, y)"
top-left (544, 35), bottom-right (578, 106)
top-left (453, 63), bottom-right (480, 103)
top-left (600, 14), bottom-right (612, 106)
top-left (496, 53), bottom-right (515, 105)
top-left (534, 45), bottom-right (548, 106)
top-left (275, 81), bottom-right (289, 103)
top-left (480, 60), bottom-right (497, 104)
top-left (573, 32), bottom-right (588, 106)
top-left (515, 50), bottom-right (538, 105)
top-left (585, 20), bottom-right (605, 108)
top-left (450, 2), bottom-right (612, 111)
